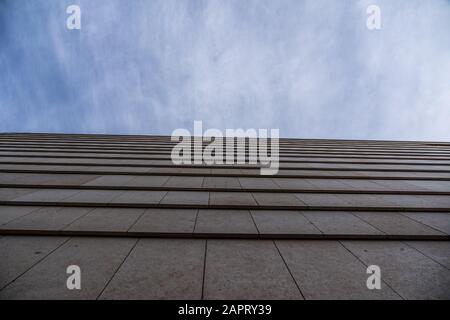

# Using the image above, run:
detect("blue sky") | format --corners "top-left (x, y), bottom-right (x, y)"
top-left (1, 0), bottom-right (449, 141)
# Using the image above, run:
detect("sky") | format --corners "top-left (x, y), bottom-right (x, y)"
top-left (1, 0), bottom-right (449, 141)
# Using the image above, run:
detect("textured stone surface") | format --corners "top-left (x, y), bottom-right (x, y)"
top-left (209, 192), bottom-right (256, 206)
top-left (294, 193), bottom-right (349, 207)
top-left (276, 240), bottom-right (401, 299)
top-left (43, 174), bottom-right (100, 186)
top-left (64, 190), bottom-right (123, 204)
top-left (110, 190), bottom-right (167, 205)
top-left (339, 180), bottom-right (386, 191)
top-left (251, 210), bottom-right (320, 237)
top-left (253, 193), bottom-right (305, 207)
top-left (0, 188), bottom-right (39, 201)
top-left (203, 240), bottom-right (302, 299)
top-left (123, 175), bottom-right (169, 187)
top-left (160, 191), bottom-right (209, 206)
top-left (100, 239), bottom-right (205, 299)
top-left (238, 178), bottom-right (280, 189)
top-left (306, 179), bottom-right (355, 190)
top-left (83, 175), bottom-right (135, 187)
top-left (64, 208), bottom-right (144, 232)
top-left (403, 212), bottom-right (450, 234)
top-left (11, 189), bottom-right (80, 202)
top-left (163, 176), bottom-right (204, 188)
top-left (3, 207), bottom-right (93, 231)
top-left (0, 236), bottom-right (68, 289)
top-left (302, 211), bottom-right (383, 235)
top-left (406, 241), bottom-right (450, 269)
top-left (129, 208), bottom-right (197, 234)
top-left (0, 237), bottom-right (136, 300)
top-left (0, 173), bottom-right (28, 184)
top-left (334, 194), bottom-right (397, 207)
top-left (202, 177), bottom-right (241, 189)
top-left (272, 179), bottom-right (316, 190)
top-left (342, 241), bottom-right (450, 299)
top-left (195, 210), bottom-right (257, 236)
top-left (0, 206), bottom-right (41, 225)
top-left (407, 180), bottom-right (450, 192)
top-left (353, 211), bottom-right (445, 236)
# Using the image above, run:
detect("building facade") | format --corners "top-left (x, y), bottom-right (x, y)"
top-left (0, 133), bottom-right (449, 299)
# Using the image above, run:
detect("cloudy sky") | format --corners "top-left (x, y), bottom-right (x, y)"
top-left (1, 0), bottom-right (449, 141)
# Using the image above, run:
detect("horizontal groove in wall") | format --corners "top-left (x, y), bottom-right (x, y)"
top-left (1, 201), bottom-right (450, 212)
top-left (0, 184), bottom-right (449, 195)
top-left (2, 169), bottom-right (450, 180)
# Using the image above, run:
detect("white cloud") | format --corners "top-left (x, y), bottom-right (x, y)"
top-left (1, 0), bottom-right (449, 141)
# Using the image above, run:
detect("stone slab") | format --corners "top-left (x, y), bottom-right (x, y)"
top-left (203, 240), bottom-right (302, 299)
top-left (209, 192), bottom-right (256, 206)
top-left (353, 211), bottom-right (445, 236)
top-left (123, 175), bottom-right (169, 187)
top-left (64, 208), bottom-right (144, 232)
top-left (253, 193), bottom-right (305, 207)
top-left (194, 210), bottom-right (257, 236)
top-left (0, 237), bottom-right (136, 299)
top-left (276, 240), bottom-right (401, 299)
top-left (44, 174), bottom-right (100, 186)
top-left (302, 211), bottom-right (383, 235)
top-left (63, 190), bottom-right (123, 204)
top-left (294, 193), bottom-right (349, 207)
top-left (100, 239), bottom-right (205, 299)
top-left (251, 210), bottom-right (320, 237)
top-left (83, 175), bottom-right (135, 187)
top-left (342, 240), bottom-right (450, 299)
top-left (0, 188), bottom-right (50, 201)
top-left (339, 179), bottom-right (386, 191)
top-left (202, 177), bottom-right (241, 189)
top-left (110, 190), bottom-right (167, 205)
top-left (0, 206), bottom-right (41, 225)
top-left (12, 189), bottom-right (82, 203)
top-left (3, 207), bottom-right (94, 231)
top-left (403, 212), bottom-right (450, 234)
top-left (406, 241), bottom-right (450, 269)
top-left (238, 178), bottom-right (280, 189)
top-left (306, 179), bottom-right (355, 190)
top-left (163, 176), bottom-right (204, 188)
top-left (407, 180), bottom-right (450, 192)
top-left (0, 236), bottom-right (68, 289)
top-left (129, 208), bottom-right (197, 234)
top-left (333, 194), bottom-right (397, 207)
top-left (160, 191), bottom-right (210, 206)
top-left (272, 179), bottom-right (316, 190)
